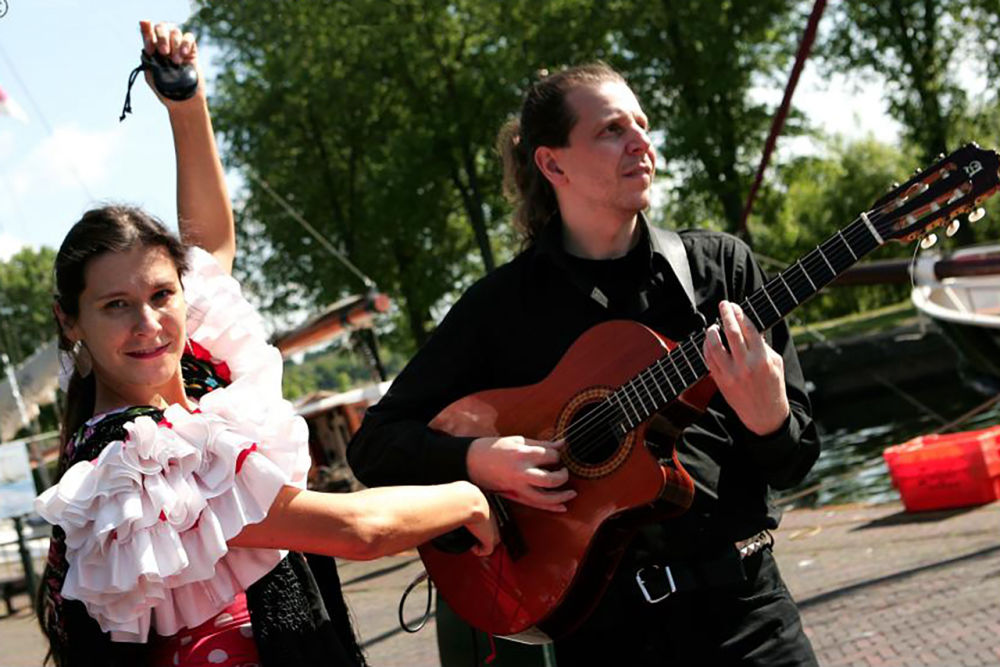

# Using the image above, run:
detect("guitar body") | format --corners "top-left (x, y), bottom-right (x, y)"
top-left (420, 320), bottom-right (715, 642)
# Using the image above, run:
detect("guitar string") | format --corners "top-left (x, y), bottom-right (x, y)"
top-left (555, 214), bottom-right (879, 453)
top-left (553, 220), bottom-right (872, 454)
top-left (563, 213), bottom-right (892, 459)
top-left (563, 225), bottom-right (867, 456)
top-left (462, 170), bottom-right (970, 617)
top-left (562, 184), bottom-right (962, 460)
top-left (558, 240), bottom-right (862, 459)
top-left (552, 197), bottom-right (929, 460)
top-left (555, 172), bottom-right (966, 455)
top-left (572, 166), bottom-right (971, 449)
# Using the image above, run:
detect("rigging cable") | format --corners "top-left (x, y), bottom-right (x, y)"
top-left (243, 167), bottom-right (376, 291)
top-left (0, 44), bottom-right (96, 202)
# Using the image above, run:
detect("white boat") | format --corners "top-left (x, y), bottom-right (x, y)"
top-left (911, 244), bottom-right (1000, 387)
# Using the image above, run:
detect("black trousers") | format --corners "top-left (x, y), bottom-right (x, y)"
top-left (554, 548), bottom-right (818, 666)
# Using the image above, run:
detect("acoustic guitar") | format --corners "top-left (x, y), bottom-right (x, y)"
top-left (419, 143), bottom-right (1000, 643)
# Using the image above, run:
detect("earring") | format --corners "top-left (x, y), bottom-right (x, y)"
top-left (72, 340), bottom-right (93, 378)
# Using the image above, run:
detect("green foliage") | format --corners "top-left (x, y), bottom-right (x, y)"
top-left (189, 0), bottom-right (1000, 370)
top-left (191, 2), bottom-right (472, 346)
top-left (190, 0), bottom-right (611, 348)
top-left (821, 1), bottom-right (1000, 164)
top-left (817, 0), bottom-right (1000, 247)
top-left (617, 0), bottom-right (805, 237)
top-left (752, 137), bottom-right (916, 322)
top-left (0, 246), bottom-right (57, 363)
top-left (791, 300), bottom-right (917, 342)
top-left (281, 339), bottom-right (410, 400)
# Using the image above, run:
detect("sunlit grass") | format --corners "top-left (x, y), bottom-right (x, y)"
top-left (791, 300), bottom-right (919, 342)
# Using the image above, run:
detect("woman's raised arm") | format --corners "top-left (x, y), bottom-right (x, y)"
top-left (141, 20), bottom-right (236, 274)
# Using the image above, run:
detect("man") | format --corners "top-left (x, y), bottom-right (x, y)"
top-left (348, 63), bottom-right (819, 666)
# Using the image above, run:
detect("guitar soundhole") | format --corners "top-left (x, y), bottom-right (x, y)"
top-left (558, 388), bottom-right (634, 479)
top-left (566, 402), bottom-right (622, 466)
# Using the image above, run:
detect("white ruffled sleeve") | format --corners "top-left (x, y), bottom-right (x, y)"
top-left (35, 247), bottom-right (311, 642)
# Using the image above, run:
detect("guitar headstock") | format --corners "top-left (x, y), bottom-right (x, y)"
top-left (867, 143), bottom-right (1000, 244)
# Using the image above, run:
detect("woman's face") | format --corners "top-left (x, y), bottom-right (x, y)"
top-left (63, 244), bottom-right (187, 408)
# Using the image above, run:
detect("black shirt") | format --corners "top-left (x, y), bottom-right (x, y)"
top-left (347, 216), bottom-right (819, 556)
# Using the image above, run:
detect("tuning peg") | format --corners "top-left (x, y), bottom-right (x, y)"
top-left (920, 233), bottom-right (939, 249)
top-left (945, 220), bottom-right (961, 237)
top-left (969, 207), bottom-right (986, 223)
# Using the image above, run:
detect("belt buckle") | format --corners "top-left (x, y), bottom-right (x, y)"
top-left (635, 565), bottom-right (676, 604)
top-left (736, 530), bottom-right (773, 559)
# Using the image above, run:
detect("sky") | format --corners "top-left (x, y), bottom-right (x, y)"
top-left (0, 0), bottom-right (199, 259)
top-left (0, 0), bottom-right (906, 262)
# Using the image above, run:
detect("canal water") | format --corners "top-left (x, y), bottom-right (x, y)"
top-left (781, 364), bottom-right (997, 508)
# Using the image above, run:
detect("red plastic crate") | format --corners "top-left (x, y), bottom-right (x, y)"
top-left (883, 426), bottom-right (1000, 512)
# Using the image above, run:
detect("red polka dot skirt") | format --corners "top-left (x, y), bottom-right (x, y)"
top-left (149, 593), bottom-right (259, 667)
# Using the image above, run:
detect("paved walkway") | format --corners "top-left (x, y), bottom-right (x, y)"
top-left (2, 501), bottom-right (998, 666)
top-left (778, 502), bottom-right (1000, 667)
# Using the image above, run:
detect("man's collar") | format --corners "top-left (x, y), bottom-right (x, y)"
top-left (531, 211), bottom-right (565, 263)
top-left (531, 211), bottom-right (656, 267)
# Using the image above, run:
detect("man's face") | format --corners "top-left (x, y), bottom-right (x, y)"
top-left (546, 80), bottom-right (656, 215)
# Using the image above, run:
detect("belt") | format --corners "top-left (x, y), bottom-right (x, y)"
top-left (634, 530), bottom-right (773, 604)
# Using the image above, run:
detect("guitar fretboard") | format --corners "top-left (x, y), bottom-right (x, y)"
top-left (603, 217), bottom-right (882, 434)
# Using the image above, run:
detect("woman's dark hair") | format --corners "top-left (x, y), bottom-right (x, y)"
top-left (38, 204), bottom-right (188, 665)
top-left (498, 62), bottom-right (625, 244)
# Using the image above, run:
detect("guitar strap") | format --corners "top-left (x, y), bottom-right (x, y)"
top-left (570, 216), bottom-right (699, 319)
top-left (647, 224), bottom-right (696, 311)
top-left (646, 222), bottom-right (712, 341)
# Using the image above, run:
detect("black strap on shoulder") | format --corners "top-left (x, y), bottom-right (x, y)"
top-left (648, 225), bottom-right (696, 310)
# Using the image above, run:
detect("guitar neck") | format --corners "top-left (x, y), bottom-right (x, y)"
top-left (607, 217), bottom-right (883, 431)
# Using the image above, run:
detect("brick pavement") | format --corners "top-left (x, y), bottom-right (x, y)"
top-left (2, 501), bottom-right (998, 666)
top-left (777, 502), bottom-right (1000, 667)
top-left (338, 554), bottom-right (441, 666)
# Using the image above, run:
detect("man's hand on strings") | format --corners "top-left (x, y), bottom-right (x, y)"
top-left (467, 436), bottom-right (577, 512)
top-left (139, 20), bottom-right (205, 108)
top-left (703, 300), bottom-right (790, 436)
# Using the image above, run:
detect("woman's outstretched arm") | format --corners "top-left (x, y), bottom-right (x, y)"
top-left (229, 481), bottom-right (498, 561)
top-left (141, 20), bottom-right (236, 274)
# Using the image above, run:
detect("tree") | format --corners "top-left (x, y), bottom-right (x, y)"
top-left (822, 1), bottom-right (990, 162)
top-left (196, 1), bottom-right (946, 356)
top-left (191, 0), bottom-right (617, 348)
top-left (192, 1), bottom-right (475, 347)
top-left (613, 0), bottom-right (805, 239)
top-left (821, 0), bottom-right (1000, 245)
top-left (751, 137), bottom-right (917, 323)
top-left (0, 246), bottom-right (57, 364)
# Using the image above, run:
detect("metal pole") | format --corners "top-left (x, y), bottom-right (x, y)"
top-left (1, 351), bottom-right (31, 429)
top-left (28, 440), bottom-right (51, 490)
top-left (12, 515), bottom-right (38, 596)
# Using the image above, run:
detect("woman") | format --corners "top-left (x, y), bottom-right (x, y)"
top-left (34, 21), bottom-right (496, 667)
